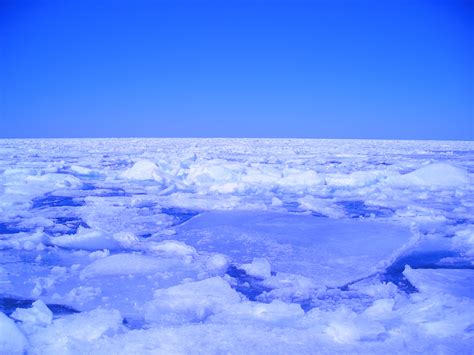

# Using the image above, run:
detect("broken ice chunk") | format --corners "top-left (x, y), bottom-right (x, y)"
top-left (0, 312), bottom-right (28, 353)
top-left (11, 300), bottom-right (53, 326)
top-left (240, 258), bottom-right (272, 279)
top-left (144, 277), bottom-right (241, 325)
top-left (121, 160), bottom-right (163, 182)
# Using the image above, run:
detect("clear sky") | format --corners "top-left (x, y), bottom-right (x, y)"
top-left (0, 0), bottom-right (472, 139)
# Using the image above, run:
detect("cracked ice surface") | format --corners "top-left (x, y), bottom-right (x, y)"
top-left (0, 138), bottom-right (473, 354)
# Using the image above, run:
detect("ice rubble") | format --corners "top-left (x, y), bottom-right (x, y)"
top-left (0, 138), bottom-right (473, 353)
top-left (4, 286), bottom-right (474, 354)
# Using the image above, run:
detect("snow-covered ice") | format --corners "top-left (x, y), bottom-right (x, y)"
top-left (0, 138), bottom-right (473, 354)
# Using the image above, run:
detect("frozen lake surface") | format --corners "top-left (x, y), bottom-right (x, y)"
top-left (0, 138), bottom-right (473, 353)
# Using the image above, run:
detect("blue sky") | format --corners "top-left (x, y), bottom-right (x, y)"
top-left (0, 0), bottom-right (472, 139)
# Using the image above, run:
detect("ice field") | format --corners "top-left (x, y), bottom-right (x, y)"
top-left (0, 138), bottom-right (473, 354)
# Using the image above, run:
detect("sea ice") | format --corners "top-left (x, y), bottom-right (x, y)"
top-left (0, 138), bottom-right (472, 353)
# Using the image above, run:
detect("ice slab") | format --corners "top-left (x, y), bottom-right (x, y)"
top-left (174, 211), bottom-right (414, 287)
top-left (80, 253), bottom-right (183, 279)
top-left (403, 266), bottom-right (474, 298)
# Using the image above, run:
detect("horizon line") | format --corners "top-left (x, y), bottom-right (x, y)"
top-left (0, 136), bottom-right (472, 143)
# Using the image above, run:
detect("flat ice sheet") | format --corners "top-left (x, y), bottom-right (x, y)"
top-left (175, 211), bottom-right (413, 287)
